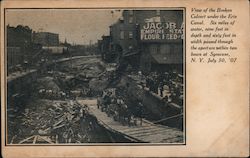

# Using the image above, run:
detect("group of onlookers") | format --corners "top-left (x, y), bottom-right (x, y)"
top-left (97, 90), bottom-right (144, 126)
top-left (144, 71), bottom-right (183, 106)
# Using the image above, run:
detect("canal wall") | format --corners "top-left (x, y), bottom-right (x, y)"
top-left (119, 75), bottom-right (183, 129)
top-left (7, 70), bottom-right (38, 107)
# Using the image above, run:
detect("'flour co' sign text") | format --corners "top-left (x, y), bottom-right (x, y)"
top-left (140, 17), bottom-right (184, 41)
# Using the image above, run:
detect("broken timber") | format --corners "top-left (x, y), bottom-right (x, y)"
top-left (18, 135), bottom-right (55, 144)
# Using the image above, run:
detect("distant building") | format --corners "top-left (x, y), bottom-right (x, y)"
top-left (32, 32), bottom-right (59, 46)
top-left (7, 25), bottom-right (32, 47)
top-left (42, 46), bottom-right (68, 55)
top-left (98, 36), bottom-right (112, 61)
top-left (7, 25), bottom-right (33, 70)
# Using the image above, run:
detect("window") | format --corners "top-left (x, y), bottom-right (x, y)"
top-left (120, 31), bottom-right (124, 39)
top-left (119, 17), bottom-right (124, 21)
top-left (156, 10), bottom-right (161, 16)
top-left (150, 44), bottom-right (160, 54)
top-left (129, 17), bottom-right (133, 23)
top-left (160, 44), bottom-right (171, 54)
top-left (129, 10), bottom-right (133, 15)
top-left (129, 31), bottom-right (133, 39)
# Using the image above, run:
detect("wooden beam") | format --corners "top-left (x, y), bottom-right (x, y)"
top-left (19, 135), bottom-right (36, 144)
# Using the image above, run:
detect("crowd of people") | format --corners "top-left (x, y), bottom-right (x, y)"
top-left (144, 70), bottom-right (183, 106)
top-left (97, 89), bottom-right (144, 126)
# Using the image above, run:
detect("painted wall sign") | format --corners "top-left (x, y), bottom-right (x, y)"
top-left (140, 17), bottom-right (184, 41)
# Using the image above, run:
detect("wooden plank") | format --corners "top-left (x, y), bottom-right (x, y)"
top-left (127, 128), bottom-right (170, 136)
top-left (134, 129), bottom-right (178, 138)
top-left (33, 135), bottom-right (38, 144)
top-left (19, 135), bottom-right (36, 144)
top-left (38, 136), bottom-right (55, 144)
top-left (122, 126), bottom-right (156, 133)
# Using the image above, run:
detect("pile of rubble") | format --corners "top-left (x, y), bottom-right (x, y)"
top-left (36, 77), bottom-right (61, 92)
top-left (78, 64), bottom-right (104, 78)
top-left (10, 99), bottom-right (97, 144)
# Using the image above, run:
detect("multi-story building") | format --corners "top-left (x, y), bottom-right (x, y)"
top-left (7, 25), bottom-right (33, 70)
top-left (7, 25), bottom-right (33, 47)
top-left (32, 32), bottom-right (59, 46)
top-left (123, 10), bottom-right (184, 72)
top-left (109, 17), bottom-right (140, 67)
top-left (99, 9), bottom-right (184, 72)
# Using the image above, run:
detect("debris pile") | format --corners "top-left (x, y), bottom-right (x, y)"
top-left (9, 99), bottom-right (100, 144)
top-left (78, 64), bottom-right (104, 79)
top-left (36, 76), bottom-right (61, 92)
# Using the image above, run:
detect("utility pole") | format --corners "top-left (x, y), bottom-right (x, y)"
top-left (89, 40), bottom-right (92, 55)
top-left (70, 51), bottom-right (73, 69)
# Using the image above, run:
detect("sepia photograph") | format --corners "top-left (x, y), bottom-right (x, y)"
top-left (5, 8), bottom-right (185, 144)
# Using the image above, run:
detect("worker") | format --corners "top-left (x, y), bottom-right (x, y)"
top-left (97, 97), bottom-right (101, 109)
top-left (127, 109), bottom-right (132, 126)
top-left (101, 93), bottom-right (107, 112)
top-left (116, 96), bottom-right (123, 120)
top-left (120, 103), bottom-right (128, 125)
top-left (159, 81), bottom-right (164, 97)
top-left (23, 60), bottom-right (28, 72)
top-left (103, 91), bottom-right (111, 112)
top-left (138, 101), bottom-right (144, 126)
top-left (108, 97), bottom-right (116, 118)
top-left (80, 107), bottom-right (85, 118)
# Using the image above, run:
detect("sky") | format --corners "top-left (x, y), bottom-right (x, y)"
top-left (6, 9), bottom-right (122, 45)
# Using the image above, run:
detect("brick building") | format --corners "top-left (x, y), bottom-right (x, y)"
top-left (123, 10), bottom-right (184, 72)
top-left (99, 9), bottom-right (184, 72)
top-left (7, 25), bottom-right (33, 70)
top-left (32, 32), bottom-right (59, 46)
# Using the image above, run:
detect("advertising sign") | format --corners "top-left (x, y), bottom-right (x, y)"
top-left (140, 16), bottom-right (183, 41)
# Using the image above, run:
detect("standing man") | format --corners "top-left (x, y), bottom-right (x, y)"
top-left (159, 81), bottom-right (164, 97)
top-left (23, 60), bottom-right (28, 72)
top-left (138, 101), bottom-right (144, 126)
